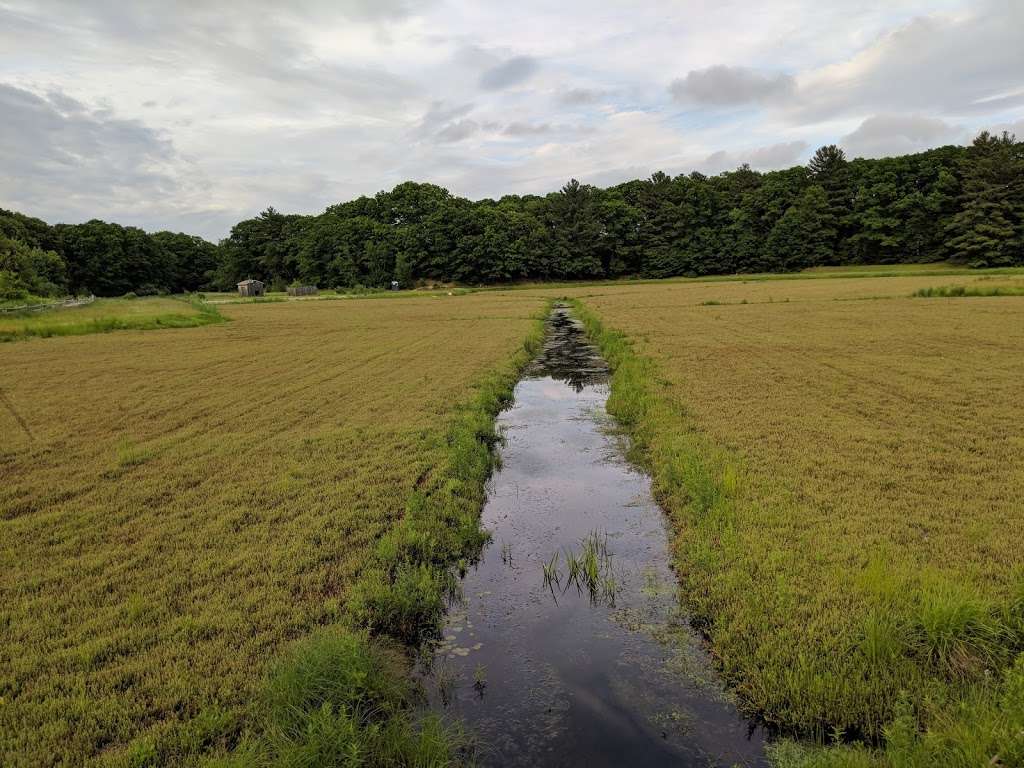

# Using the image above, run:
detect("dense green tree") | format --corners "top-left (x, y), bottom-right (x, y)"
top-left (947, 131), bottom-right (1024, 267)
top-left (808, 145), bottom-right (854, 262)
top-left (766, 185), bottom-right (836, 270)
top-left (543, 179), bottom-right (604, 278)
top-left (0, 234), bottom-right (67, 298)
top-left (216, 207), bottom-right (308, 290)
top-left (150, 231), bottom-right (220, 291)
top-left (0, 209), bottom-right (57, 251)
top-left (2, 133), bottom-right (1022, 295)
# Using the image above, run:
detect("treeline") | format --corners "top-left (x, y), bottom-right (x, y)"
top-left (2, 131), bottom-right (1022, 299)
top-left (0, 212), bottom-right (217, 300)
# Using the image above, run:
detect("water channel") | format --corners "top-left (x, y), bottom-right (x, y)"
top-left (422, 305), bottom-right (767, 766)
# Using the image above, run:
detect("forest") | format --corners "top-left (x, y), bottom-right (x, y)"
top-left (2, 131), bottom-right (1022, 299)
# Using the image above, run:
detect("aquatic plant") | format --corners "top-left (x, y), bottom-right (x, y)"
top-left (555, 530), bottom-right (619, 606)
top-left (542, 551), bottom-right (562, 597)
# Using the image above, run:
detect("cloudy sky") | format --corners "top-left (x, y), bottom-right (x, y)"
top-left (1, 0), bottom-right (1023, 239)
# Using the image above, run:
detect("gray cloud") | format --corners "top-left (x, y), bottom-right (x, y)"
top-left (745, 140), bottom-right (809, 168)
top-left (503, 122), bottom-right (552, 137)
top-left (435, 119), bottom-right (479, 142)
top-left (479, 56), bottom-right (539, 91)
top-left (0, 3), bottom-right (418, 116)
top-left (0, 84), bottom-right (181, 209)
top-left (558, 87), bottom-right (607, 105)
top-left (669, 65), bottom-right (795, 106)
top-left (991, 118), bottom-right (1024, 139)
top-left (415, 101), bottom-right (480, 143)
top-left (840, 114), bottom-right (963, 158)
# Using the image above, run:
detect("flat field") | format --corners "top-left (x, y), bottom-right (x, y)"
top-left (574, 273), bottom-right (1024, 755)
top-left (0, 294), bottom-right (538, 766)
top-left (3, 270), bottom-right (1023, 766)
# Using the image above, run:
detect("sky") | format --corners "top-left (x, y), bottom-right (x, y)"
top-left (1, 0), bottom-right (1023, 240)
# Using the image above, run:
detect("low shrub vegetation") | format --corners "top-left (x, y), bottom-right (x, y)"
top-left (913, 282), bottom-right (1024, 297)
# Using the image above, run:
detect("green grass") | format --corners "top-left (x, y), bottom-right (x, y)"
top-left (474, 263), bottom-right (1024, 295)
top-left (0, 295), bottom-right (224, 341)
top-left (205, 287), bottom-right (473, 305)
top-left (205, 629), bottom-right (463, 768)
top-left (913, 283), bottom-right (1024, 297)
top-left (203, 264), bottom-right (1024, 307)
top-left (570, 296), bottom-right (1024, 766)
top-left (0, 293), bottom-right (63, 310)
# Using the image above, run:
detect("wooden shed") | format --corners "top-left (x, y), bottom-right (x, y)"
top-left (287, 285), bottom-right (319, 297)
top-left (237, 279), bottom-right (265, 297)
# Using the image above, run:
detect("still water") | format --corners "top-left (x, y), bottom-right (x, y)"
top-left (422, 306), bottom-right (767, 767)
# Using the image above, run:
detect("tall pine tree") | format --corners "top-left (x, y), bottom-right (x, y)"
top-left (947, 131), bottom-right (1024, 267)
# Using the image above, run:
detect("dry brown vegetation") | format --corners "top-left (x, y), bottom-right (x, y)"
top-left (3, 270), bottom-right (1024, 766)
top-left (0, 294), bottom-right (539, 766)
top-left (573, 274), bottom-right (1024, 763)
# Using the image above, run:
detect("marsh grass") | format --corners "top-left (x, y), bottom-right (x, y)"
top-left (203, 629), bottom-right (466, 768)
top-left (345, 303), bottom-right (548, 643)
top-left (909, 583), bottom-right (1012, 678)
top-left (542, 551), bottom-right (561, 594)
top-left (1, 295), bottom-right (545, 766)
top-left (472, 664), bottom-right (487, 695)
top-left (544, 530), bottom-right (619, 606)
top-left (115, 437), bottom-right (156, 468)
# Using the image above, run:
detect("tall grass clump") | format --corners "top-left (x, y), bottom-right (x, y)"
top-left (908, 582), bottom-right (1012, 678)
top-left (205, 629), bottom-right (464, 768)
top-left (913, 283), bottom-right (1024, 297)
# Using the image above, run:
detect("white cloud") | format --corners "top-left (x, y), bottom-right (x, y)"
top-left (792, 1), bottom-right (1024, 120)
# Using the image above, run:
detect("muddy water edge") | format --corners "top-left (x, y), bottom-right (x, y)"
top-left (420, 304), bottom-right (767, 767)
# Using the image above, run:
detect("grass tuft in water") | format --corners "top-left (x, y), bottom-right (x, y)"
top-left (549, 530), bottom-right (619, 606)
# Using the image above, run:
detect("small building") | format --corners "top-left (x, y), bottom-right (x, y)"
top-left (237, 279), bottom-right (265, 297)
top-left (287, 285), bottom-right (319, 297)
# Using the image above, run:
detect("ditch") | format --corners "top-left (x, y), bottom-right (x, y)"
top-left (420, 304), bottom-right (768, 766)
